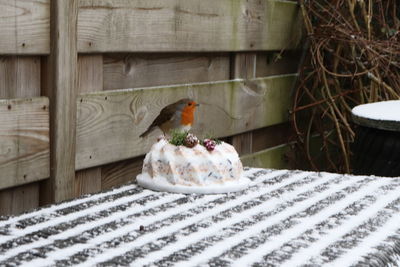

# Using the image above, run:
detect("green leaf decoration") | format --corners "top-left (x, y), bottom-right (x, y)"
top-left (169, 130), bottom-right (189, 146)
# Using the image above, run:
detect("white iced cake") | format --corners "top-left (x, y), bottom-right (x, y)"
top-left (136, 139), bottom-right (250, 194)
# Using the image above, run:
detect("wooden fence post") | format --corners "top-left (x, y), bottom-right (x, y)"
top-left (41, 0), bottom-right (78, 203)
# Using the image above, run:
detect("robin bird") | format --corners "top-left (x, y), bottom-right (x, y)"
top-left (139, 98), bottom-right (199, 138)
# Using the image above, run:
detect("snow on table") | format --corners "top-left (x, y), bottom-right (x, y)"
top-left (1, 168), bottom-right (400, 266)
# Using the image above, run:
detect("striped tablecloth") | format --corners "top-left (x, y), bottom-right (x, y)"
top-left (1, 168), bottom-right (400, 266)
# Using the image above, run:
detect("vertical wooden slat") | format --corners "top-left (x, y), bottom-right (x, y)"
top-left (75, 55), bottom-right (103, 196)
top-left (252, 123), bottom-right (292, 151)
top-left (75, 166), bottom-right (102, 196)
top-left (0, 56), bottom-right (41, 215)
top-left (256, 51), bottom-right (302, 77)
top-left (101, 156), bottom-right (143, 190)
top-left (0, 183), bottom-right (40, 215)
top-left (231, 53), bottom-right (256, 156)
top-left (41, 0), bottom-right (78, 203)
top-left (232, 53), bottom-right (257, 80)
top-left (0, 57), bottom-right (41, 97)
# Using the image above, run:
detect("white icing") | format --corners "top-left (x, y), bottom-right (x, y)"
top-left (137, 139), bottom-right (250, 194)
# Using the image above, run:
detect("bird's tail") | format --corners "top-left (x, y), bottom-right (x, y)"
top-left (139, 127), bottom-right (153, 138)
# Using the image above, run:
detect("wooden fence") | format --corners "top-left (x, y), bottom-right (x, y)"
top-left (0, 0), bottom-right (302, 215)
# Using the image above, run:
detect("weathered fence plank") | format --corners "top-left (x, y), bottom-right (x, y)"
top-left (103, 53), bottom-right (230, 90)
top-left (0, 0), bottom-right (50, 55)
top-left (0, 97), bottom-right (49, 190)
top-left (76, 75), bottom-right (296, 170)
top-left (78, 0), bottom-right (301, 53)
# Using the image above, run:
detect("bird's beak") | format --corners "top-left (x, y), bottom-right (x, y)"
top-left (195, 104), bottom-right (200, 107)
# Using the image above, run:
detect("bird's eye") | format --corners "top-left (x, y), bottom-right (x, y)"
top-left (188, 103), bottom-right (192, 106)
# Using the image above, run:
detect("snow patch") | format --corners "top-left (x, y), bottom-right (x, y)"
top-left (137, 173), bottom-right (250, 194)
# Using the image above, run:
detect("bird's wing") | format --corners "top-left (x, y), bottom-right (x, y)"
top-left (139, 101), bottom-right (184, 137)
top-left (149, 105), bottom-right (176, 128)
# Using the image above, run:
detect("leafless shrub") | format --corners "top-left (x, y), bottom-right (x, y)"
top-left (292, 0), bottom-right (400, 173)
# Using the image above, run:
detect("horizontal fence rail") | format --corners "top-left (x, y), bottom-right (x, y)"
top-left (78, 0), bottom-right (302, 53)
top-left (0, 0), bottom-right (50, 55)
top-left (0, 0), bottom-right (301, 55)
top-left (76, 75), bottom-right (296, 170)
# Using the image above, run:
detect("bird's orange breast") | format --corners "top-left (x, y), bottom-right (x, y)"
top-left (180, 106), bottom-right (196, 125)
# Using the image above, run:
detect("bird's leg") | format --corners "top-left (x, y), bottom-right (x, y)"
top-left (157, 134), bottom-right (166, 142)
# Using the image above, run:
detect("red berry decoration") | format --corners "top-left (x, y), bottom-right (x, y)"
top-left (203, 138), bottom-right (216, 151)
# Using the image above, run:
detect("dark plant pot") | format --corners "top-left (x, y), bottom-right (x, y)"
top-left (351, 126), bottom-right (400, 177)
top-left (352, 101), bottom-right (400, 177)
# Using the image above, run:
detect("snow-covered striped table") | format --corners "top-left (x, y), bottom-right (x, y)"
top-left (1, 168), bottom-right (400, 266)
